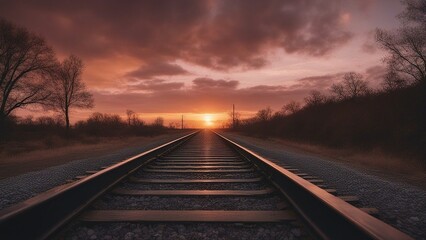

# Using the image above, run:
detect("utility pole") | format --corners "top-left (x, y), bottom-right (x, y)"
top-left (232, 104), bottom-right (235, 129)
top-left (181, 115), bottom-right (183, 130)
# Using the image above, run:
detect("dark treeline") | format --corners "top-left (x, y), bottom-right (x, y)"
top-left (4, 111), bottom-right (170, 144)
top-left (236, 82), bottom-right (426, 162)
top-left (75, 112), bottom-right (168, 137)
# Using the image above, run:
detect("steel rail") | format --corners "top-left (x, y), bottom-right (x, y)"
top-left (214, 131), bottom-right (412, 240)
top-left (0, 131), bottom-right (198, 240)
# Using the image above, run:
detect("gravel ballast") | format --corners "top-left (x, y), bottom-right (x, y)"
top-left (0, 132), bottom-right (189, 210)
top-left (221, 132), bottom-right (426, 240)
top-left (93, 194), bottom-right (284, 210)
top-left (59, 222), bottom-right (302, 240)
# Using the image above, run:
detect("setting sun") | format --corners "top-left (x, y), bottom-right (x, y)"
top-left (203, 114), bottom-right (213, 127)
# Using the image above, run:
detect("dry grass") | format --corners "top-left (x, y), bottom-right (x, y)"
top-left (276, 139), bottom-right (424, 174)
top-left (226, 132), bottom-right (426, 187)
top-left (0, 134), bottom-right (173, 179)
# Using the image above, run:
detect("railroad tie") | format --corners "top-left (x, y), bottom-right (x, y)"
top-left (285, 168), bottom-right (300, 171)
top-left (360, 207), bottom-right (379, 215)
top-left (80, 210), bottom-right (297, 223)
top-left (153, 161), bottom-right (247, 165)
top-left (128, 177), bottom-right (263, 184)
top-left (74, 175), bottom-right (87, 180)
top-left (160, 156), bottom-right (239, 160)
top-left (295, 173), bottom-right (309, 177)
top-left (307, 179), bottom-right (323, 183)
top-left (145, 165), bottom-right (251, 169)
top-left (339, 195), bottom-right (360, 203)
top-left (142, 168), bottom-right (254, 173)
top-left (276, 202), bottom-right (289, 209)
top-left (301, 176), bottom-right (319, 180)
top-left (324, 189), bottom-right (337, 194)
top-left (111, 188), bottom-right (275, 196)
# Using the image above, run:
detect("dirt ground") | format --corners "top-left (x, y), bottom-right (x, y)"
top-left (2, 131), bottom-right (424, 188)
top-left (0, 134), bottom-right (181, 179)
top-left (224, 132), bottom-right (426, 189)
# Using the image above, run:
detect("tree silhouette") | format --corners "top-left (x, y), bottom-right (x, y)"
top-left (304, 90), bottom-right (325, 107)
top-left (282, 101), bottom-right (301, 115)
top-left (255, 107), bottom-right (273, 122)
top-left (399, 0), bottom-right (426, 25)
top-left (48, 55), bottom-right (93, 130)
top-left (382, 68), bottom-right (407, 91)
top-left (126, 109), bottom-right (135, 126)
top-left (376, 0), bottom-right (426, 83)
top-left (0, 19), bottom-right (57, 136)
top-left (331, 72), bottom-right (369, 99)
top-left (153, 117), bottom-right (164, 127)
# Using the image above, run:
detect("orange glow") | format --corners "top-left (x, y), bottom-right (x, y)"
top-left (4, 1), bottom-right (405, 127)
top-left (203, 114), bottom-right (214, 127)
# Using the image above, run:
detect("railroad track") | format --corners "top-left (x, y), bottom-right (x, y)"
top-left (0, 130), bottom-right (412, 239)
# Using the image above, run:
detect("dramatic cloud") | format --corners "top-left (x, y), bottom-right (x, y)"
top-left (2, 0), bottom-right (403, 126)
top-left (293, 73), bottom-right (345, 90)
top-left (244, 85), bottom-right (288, 92)
top-left (353, 0), bottom-right (377, 11)
top-left (128, 79), bottom-right (184, 92)
top-left (92, 85), bottom-right (306, 115)
top-left (0, 0), bottom-right (353, 69)
top-left (85, 63), bottom-right (388, 118)
top-left (124, 62), bottom-right (189, 80)
top-left (295, 67), bottom-right (386, 91)
top-left (91, 79), bottom-right (321, 116)
top-left (361, 31), bottom-right (379, 54)
top-left (192, 78), bottom-right (239, 90)
top-left (364, 65), bottom-right (386, 86)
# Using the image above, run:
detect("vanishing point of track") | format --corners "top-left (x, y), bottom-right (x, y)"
top-left (0, 130), bottom-right (413, 239)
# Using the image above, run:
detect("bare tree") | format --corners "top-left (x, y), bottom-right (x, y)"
top-left (330, 83), bottom-right (346, 100)
top-left (48, 55), bottom-right (94, 130)
top-left (0, 19), bottom-right (57, 135)
top-left (126, 110), bottom-right (144, 126)
top-left (281, 101), bottom-right (301, 115)
top-left (399, 0), bottom-right (426, 25)
top-left (331, 72), bottom-right (369, 99)
top-left (376, 0), bottom-right (426, 84)
top-left (304, 90), bottom-right (326, 107)
top-left (382, 68), bottom-right (407, 91)
top-left (377, 28), bottom-right (426, 83)
top-left (255, 107), bottom-right (273, 122)
top-left (126, 109), bottom-right (135, 126)
top-left (168, 122), bottom-right (179, 129)
top-left (131, 113), bottom-right (144, 126)
top-left (153, 117), bottom-right (164, 127)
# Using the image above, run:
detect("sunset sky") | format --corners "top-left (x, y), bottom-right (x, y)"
top-left (0, 0), bottom-right (404, 128)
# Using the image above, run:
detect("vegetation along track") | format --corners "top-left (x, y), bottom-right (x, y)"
top-left (0, 130), bottom-right (413, 239)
